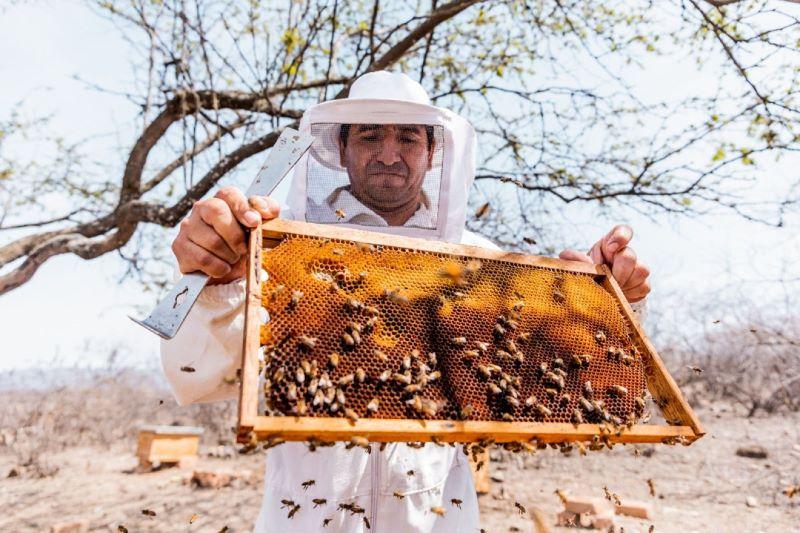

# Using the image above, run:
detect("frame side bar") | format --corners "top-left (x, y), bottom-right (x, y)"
top-left (237, 228), bottom-right (263, 440)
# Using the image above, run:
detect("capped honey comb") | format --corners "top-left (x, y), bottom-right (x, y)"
top-left (258, 234), bottom-right (648, 426)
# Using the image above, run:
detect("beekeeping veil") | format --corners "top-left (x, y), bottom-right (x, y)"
top-left (285, 71), bottom-right (476, 243)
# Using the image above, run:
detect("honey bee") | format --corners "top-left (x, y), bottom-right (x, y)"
top-left (402, 355), bottom-right (412, 370)
top-left (406, 396), bottom-right (423, 413)
top-left (583, 381), bottom-right (594, 398)
top-left (323, 387), bottom-right (335, 405)
top-left (502, 412), bottom-right (514, 421)
top-left (342, 332), bottom-right (355, 347)
top-left (648, 526), bottom-right (654, 533)
top-left (312, 498), bottom-right (327, 507)
top-left (180, 366), bottom-right (196, 373)
top-left (609, 385), bottom-right (628, 397)
top-left (297, 335), bottom-right (317, 350)
top-left (466, 259), bottom-right (482, 272)
top-left (595, 330), bottom-right (607, 343)
top-left (477, 364), bottom-right (493, 379)
top-left (338, 374), bottom-right (354, 387)
top-left (463, 349), bottom-right (479, 361)
top-left (407, 442), bottom-right (425, 449)
top-left (487, 383), bottom-right (502, 395)
top-left (349, 436), bottom-right (370, 448)
top-left (686, 365), bottom-right (704, 374)
top-left (308, 377), bottom-right (319, 396)
top-left (476, 461), bottom-right (484, 471)
top-left (335, 208), bottom-right (346, 219)
top-left (430, 506), bottom-right (446, 516)
top-left (544, 387), bottom-right (558, 398)
top-left (553, 288), bottom-right (566, 303)
top-left (367, 398), bottom-right (380, 413)
top-left (393, 373), bottom-right (412, 385)
top-left (294, 399), bottom-right (308, 415)
top-left (288, 290), bottom-right (304, 309)
top-left (269, 284), bottom-right (285, 301)
top-left (344, 407), bottom-right (359, 423)
top-left (428, 370), bottom-right (441, 382)
top-left (428, 352), bottom-right (438, 366)
top-left (374, 349), bottom-right (388, 362)
top-left (493, 323), bottom-right (506, 336)
top-left (405, 384), bottom-right (423, 394)
top-left (301, 479), bottom-right (316, 491)
top-left (450, 336), bottom-right (467, 346)
top-left (287, 504), bottom-right (301, 519)
top-left (363, 517), bottom-right (371, 529)
top-left (560, 393), bottom-right (572, 404)
top-left (118, 525), bottom-right (129, 532)
top-left (554, 489), bottom-right (569, 505)
top-left (451, 498), bottom-right (463, 509)
top-left (407, 469), bottom-right (415, 476)
top-left (287, 382), bottom-right (298, 401)
top-left (514, 502), bottom-right (526, 515)
top-left (378, 369), bottom-right (391, 382)
top-left (295, 366), bottom-right (305, 384)
top-left (647, 478), bottom-right (656, 497)
top-left (535, 404), bottom-right (552, 417)
top-left (635, 396), bottom-right (646, 410)
top-left (476, 341), bottom-right (489, 352)
top-left (460, 404), bottom-right (474, 419)
top-left (572, 409), bottom-right (584, 425)
top-left (421, 398), bottom-right (440, 417)
top-left (332, 248), bottom-right (344, 256)
top-left (355, 367), bottom-right (366, 383)
top-left (189, 514), bottom-right (199, 524)
top-left (393, 491), bottom-right (405, 499)
top-left (496, 349), bottom-right (512, 361)
top-left (141, 509), bottom-right (156, 517)
top-left (553, 357), bottom-right (564, 368)
top-left (525, 395), bottom-right (536, 408)
top-left (350, 329), bottom-right (362, 345)
top-left (579, 397), bottom-right (594, 412)
top-left (336, 388), bottom-right (347, 405)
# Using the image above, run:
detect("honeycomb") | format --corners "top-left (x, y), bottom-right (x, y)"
top-left (258, 234), bottom-right (648, 426)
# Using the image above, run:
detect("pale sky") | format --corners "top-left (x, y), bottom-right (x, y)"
top-left (1, 1), bottom-right (797, 371)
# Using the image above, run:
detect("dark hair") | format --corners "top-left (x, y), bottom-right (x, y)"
top-left (339, 124), bottom-right (435, 150)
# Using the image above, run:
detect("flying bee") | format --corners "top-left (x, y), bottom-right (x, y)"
top-left (280, 499), bottom-right (295, 509)
top-left (393, 491), bottom-right (405, 499)
top-left (450, 336), bottom-right (467, 346)
top-left (451, 498), bottom-right (463, 509)
top-left (367, 398), bottom-right (380, 413)
top-left (378, 370), bottom-right (391, 383)
top-left (335, 208), bottom-right (346, 220)
top-left (374, 349), bottom-right (388, 362)
top-left (180, 366), bottom-right (196, 373)
top-left (355, 367), bottom-right (366, 383)
top-left (609, 385), bottom-right (628, 397)
top-left (407, 469), bottom-right (415, 476)
top-left (288, 290), bottom-right (304, 309)
top-left (312, 498), bottom-right (327, 508)
top-left (514, 502), bottom-right (526, 515)
top-left (338, 374), bottom-right (354, 387)
top-left (287, 504), bottom-right (301, 519)
top-left (686, 365), bottom-right (704, 374)
top-left (141, 509), bottom-right (156, 517)
top-left (363, 517), bottom-right (371, 529)
top-left (431, 506), bottom-right (446, 517)
top-left (301, 479), bottom-right (316, 491)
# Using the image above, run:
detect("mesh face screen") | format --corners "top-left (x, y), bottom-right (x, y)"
top-left (304, 123), bottom-right (444, 230)
top-left (259, 235), bottom-right (648, 426)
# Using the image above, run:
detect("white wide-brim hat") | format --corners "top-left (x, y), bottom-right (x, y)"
top-left (286, 70), bottom-right (477, 243)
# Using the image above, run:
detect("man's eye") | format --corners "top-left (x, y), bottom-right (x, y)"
top-left (362, 135), bottom-right (380, 142)
top-left (399, 136), bottom-right (419, 144)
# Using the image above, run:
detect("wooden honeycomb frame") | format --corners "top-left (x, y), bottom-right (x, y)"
top-left (237, 218), bottom-right (704, 445)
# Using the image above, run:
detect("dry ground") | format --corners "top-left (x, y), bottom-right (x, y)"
top-left (1, 406), bottom-right (798, 532)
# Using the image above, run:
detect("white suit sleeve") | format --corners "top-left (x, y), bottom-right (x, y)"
top-left (160, 278), bottom-right (246, 406)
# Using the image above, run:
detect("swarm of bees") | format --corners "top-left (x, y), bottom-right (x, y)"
top-left (257, 233), bottom-right (656, 446)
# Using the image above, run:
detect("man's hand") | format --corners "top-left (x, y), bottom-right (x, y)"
top-left (558, 224), bottom-right (650, 303)
top-left (171, 187), bottom-right (280, 285)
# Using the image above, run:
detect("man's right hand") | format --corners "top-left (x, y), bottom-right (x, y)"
top-left (172, 187), bottom-right (280, 285)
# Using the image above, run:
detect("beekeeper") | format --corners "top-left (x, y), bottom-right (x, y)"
top-left (162, 71), bottom-right (651, 532)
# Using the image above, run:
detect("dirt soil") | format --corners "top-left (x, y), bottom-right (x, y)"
top-left (2, 406), bottom-right (798, 532)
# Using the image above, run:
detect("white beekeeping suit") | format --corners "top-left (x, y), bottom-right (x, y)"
top-left (161, 71), bottom-right (496, 532)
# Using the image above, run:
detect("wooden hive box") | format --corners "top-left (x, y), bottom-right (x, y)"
top-left (237, 219), bottom-right (703, 447)
top-left (137, 425), bottom-right (203, 468)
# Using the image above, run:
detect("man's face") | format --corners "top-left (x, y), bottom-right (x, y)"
top-left (338, 124), bottom-right (434, 212)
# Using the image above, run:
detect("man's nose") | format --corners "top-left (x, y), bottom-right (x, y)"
top-left (374, 138), bottom-right (402, 166)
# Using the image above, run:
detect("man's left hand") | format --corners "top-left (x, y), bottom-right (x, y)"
top-left (558, 224), bottom-right (650, 303)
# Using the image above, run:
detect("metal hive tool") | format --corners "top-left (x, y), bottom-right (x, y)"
top-left (236, 219), bottom-right (704, 446)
